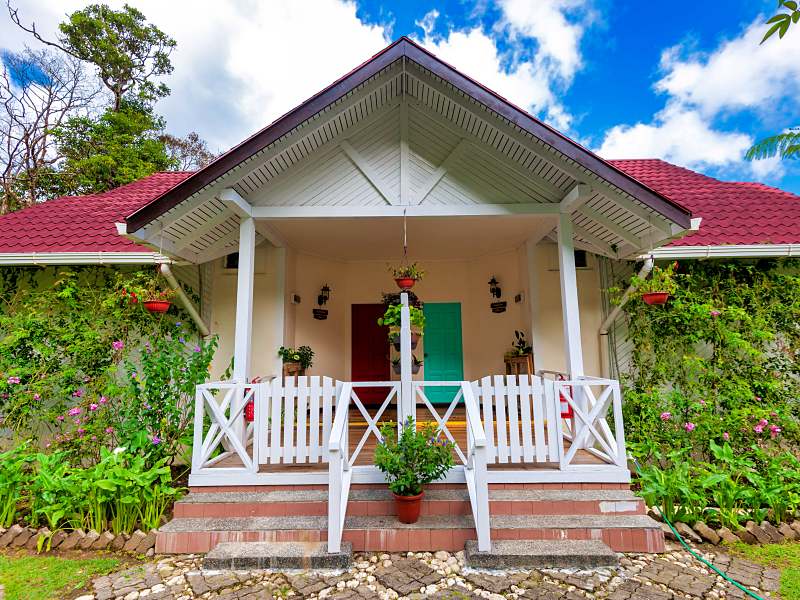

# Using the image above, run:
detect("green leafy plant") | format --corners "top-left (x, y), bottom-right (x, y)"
top-left (633, 261), bottom-right (678, 296)
top-left (277, 345), bottom-right (314, 370)
top-left (507, 330), bottom-right (532, 356)
top-left (388, 262), bottom-right (425, 281)
top-left (117, 268), bottom-right (175, 302)
top-left (374, 417), bottom-right (454, 496)
top-left (0, 445), bottom-right (30, 527)
top-left (378, 304), bottom-right (425, 332)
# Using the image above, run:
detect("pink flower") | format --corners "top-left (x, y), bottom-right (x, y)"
top-left (758, 418), bottom-right (769, 427)
top-left (699, 399), bottom-right (706, 406)
top-left (99, 396), bottom-right (108, 405)
top-left (754, 424), bottom-right (765, 434)
top-left (6, 376), bottom-right (19, 384)
top-left (710, 310), bottom-right (720, 317)
top-left (770, 425), bottom-right (782, 438)
top-left (684, 422), bottom-right (696, 432)
top-left (193, 345), bottom-right (201, 353)
top-left (723, 432), bottom-right (730, 441)
top-left (151, 435), bottom-right (161, 445)
top-left (67, 407), bottom-right (81, 416)
top-left (77, 428), bottom-right (85, 436)
top-left (72, 389), bottom-right (83, 398)
top-left (660, 412), bottom-right (672, 421)
top-left (105, 427), bottom-right (114, 434)
top-left (56, 415), bottom-right (64, 422)
top-left (112, 340), bottom-right (124, 351)
top-left (33, 393), bottom-right (40, 401)
top-left (89, 403), bottom-right (98, 411)
top-left (755, 396), bottom-right (762, 402)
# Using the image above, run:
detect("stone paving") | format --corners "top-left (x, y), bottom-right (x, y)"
top-left (71, 542), bottom-right (784, 600)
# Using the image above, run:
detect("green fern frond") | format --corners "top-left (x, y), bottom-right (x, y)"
top-left (745, 130), bottom-right (800, 161)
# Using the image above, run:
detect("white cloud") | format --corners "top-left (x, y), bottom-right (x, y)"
top-left (597, 17), bottom-right (794, 179)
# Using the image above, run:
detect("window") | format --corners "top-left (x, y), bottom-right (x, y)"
top-left (224, 252), bottom-right (239, 270)
top-left (574, 249), bottom-right (588, 269)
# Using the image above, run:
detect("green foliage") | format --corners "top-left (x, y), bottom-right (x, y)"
top-left (746, 129), bottom-right (800, 160)
top-left (374, 417), bottom-right (455, 496)
top-left (58, 3), bottom-right (176, 108)
top-left (762, 1), bottom-right (800, 43)
top-left (507, 330), bottom-right (532, 356)
top-left (278, 345), bottom-right (314, 370)
top-left (388, 262), bottom-right (425, 281)
top-left (378, 304), bottom-right (426, 332)
top-left (0, 554), bottom-right (121, 600)
top-left (0, 445), bottom-right (29, 527)
top-left (52, 101), bottom-right (176, 196)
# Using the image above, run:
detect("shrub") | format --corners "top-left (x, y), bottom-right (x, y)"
top-left (277, 345), bottom-right (314, 370)
top-left (374, 417), bottom-right (454, 496)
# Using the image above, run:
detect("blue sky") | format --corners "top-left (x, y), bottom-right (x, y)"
top-left (3, 0), bottom-right (800, 192)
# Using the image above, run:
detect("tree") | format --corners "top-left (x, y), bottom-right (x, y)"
top-left (160, 131), bottom-right (216, 170)
top-left (747, 1), bottom-right (800, 161)
top-left (8, 2), bottom-right (176, 111)
top-left (0, 49), bottom-right (99, 213)
top-left (53, 99), bottom-right (177, 195)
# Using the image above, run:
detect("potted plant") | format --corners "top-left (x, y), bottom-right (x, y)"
top-left (380, 304), bottom-right (425, 350)
top-left (392, 355), bottom-right (422, 375)
top-left (119, 271), bottom-right (176, 313)
top-left (504, 330), bottom-right (532, 359)
top-left (278, 345), bottom-right (314, 376)
top-left (388, 262), bottom-right (425, 290)
top-left (374, 417), bottom-right (454, 523)
top-left (636, 262), bottom-right (678, 305)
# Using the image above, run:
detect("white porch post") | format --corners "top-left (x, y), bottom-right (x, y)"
top-left (399, 293), bottom-right (413, 426)
top-left (557, 213), bottom-right (584, 378)
top-left (233, 217), bottom-right (256, 383)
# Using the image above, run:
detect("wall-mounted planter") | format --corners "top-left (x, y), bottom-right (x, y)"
top-left (642, 292), bottom-right (670, 305)
top-left (491, 301), bottom-right (507, 313)
top-left (312, 308), bottom-right (329, 320)
top-left (391, 332), bottom-right (420, 351)
top-left (143, 300), bottom-right (171, 313)
top-left (393, 361), bottom-right (422, 375)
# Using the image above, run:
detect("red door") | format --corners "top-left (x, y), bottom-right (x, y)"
top-left (351, 304), bottom-right (390, 404)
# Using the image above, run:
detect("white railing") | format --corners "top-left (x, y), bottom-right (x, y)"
top-left (192, 381), bottom-right (260, 474)
top-left (327, 381), bottom-right (400, 553)
top-left (555, 377), bottom-right (626, 469)
top-left (462, 381), bottom-right (491, 552)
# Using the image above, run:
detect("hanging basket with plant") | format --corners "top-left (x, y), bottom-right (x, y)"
top-left (380, 304), bottom-right (425, 350)
top-left (636, 262), bottom-right (679, 305)
top-left (374, 417), bottom-right (455, 523)
top-left (388, 262), bottom-right (425, 290)
top-left (117, 270), bottom-right (176, 313)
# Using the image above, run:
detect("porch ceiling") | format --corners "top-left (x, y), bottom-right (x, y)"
top-left (263, 215), bottom-right (556, 261)
top-left (123, 39), bottom-right (693, 265)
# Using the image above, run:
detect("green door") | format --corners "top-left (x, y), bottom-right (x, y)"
top-left (423, 303), bottom-right (464, 404)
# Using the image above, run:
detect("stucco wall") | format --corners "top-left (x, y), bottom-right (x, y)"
top-left (206, 240), bottom-right (606, 381)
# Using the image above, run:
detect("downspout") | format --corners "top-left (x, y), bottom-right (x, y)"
top-left (598, 257), bottom-right (654, 376)
top-left (159, 263), bottom-right (211, 337)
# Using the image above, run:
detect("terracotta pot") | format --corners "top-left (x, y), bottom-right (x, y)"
top-left (642, 292), bottom-right (670, 306)
top-left (282, 362), bottom-right (306, 377)
top-left (393, 491), bottom-right (424, 524)
top-left (395, 277), bottom-right (416, 290)
top-left (143, 300), bottom-right (171, 313)
top-left (391, 332), bottom-right (420, 351)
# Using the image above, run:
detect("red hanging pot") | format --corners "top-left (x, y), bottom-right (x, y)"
top-left (144, 300), bottom-right (172, 313)
top-left (395, 277), bottom-right (416, 290)
top-left (642, 292), bottom-right (670, 306)
top-left (393, 491), bottom-right (424, 524)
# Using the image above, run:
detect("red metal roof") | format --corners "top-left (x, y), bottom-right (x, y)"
top-left (0, 159), bottom-right (797, 257)
top-left (0, 172), bottom-right (192, 253)
top-left (608, 159), bottom-right (800, 247)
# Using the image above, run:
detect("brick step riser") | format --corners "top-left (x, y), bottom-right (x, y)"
top-left (173, 499), bottom-right (645, 519)
top-left (156, 526), bottom-right (663, 555)
top-left (189, 483), bottom-right (631, 493)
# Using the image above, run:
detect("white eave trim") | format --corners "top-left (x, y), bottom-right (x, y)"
top-left (643, 244), bottom-right (800, 259)
top-left (0, 252), bottom-right (174, 265)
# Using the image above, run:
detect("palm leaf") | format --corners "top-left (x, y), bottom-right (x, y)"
top-left (745, 130), bottom-right (800, 160)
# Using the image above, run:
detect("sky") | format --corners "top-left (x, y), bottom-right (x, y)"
top-left (3, 0), bottom-right (800, 192)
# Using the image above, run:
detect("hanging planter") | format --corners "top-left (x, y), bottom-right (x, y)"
top-left (143, 299), bottom-right (172, 313)
top-left (642, 292), bottom-right (670, 305)
top-left (389, 331), bottom-right (421, 351)
top-left (392, 357), bottom-right (422, 375)
top-left (388, 263), bottom-right (425, 291)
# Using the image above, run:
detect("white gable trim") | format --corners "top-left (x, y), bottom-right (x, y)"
top-left (0, 252), bottom-right (174, 265)
top-left (645, 244), bottom-right (800, 259)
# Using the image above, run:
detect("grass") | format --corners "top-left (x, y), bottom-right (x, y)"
top-left (730, 542), bottom-right (800, 600)
top-left (0, 552), bottom-right (121, 600)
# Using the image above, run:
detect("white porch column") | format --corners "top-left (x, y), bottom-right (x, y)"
top-left (557, 213), bottom-right (584, 378)
top-left (399, 293), bottom-right (413, 426)
top-left (233, 217), bottom-right (256, 383)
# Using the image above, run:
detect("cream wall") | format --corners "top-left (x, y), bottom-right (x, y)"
top-left (207, 240), bottom-right (606, 381)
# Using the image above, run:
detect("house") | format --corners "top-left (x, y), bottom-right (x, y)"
top-left (2, 37), bottom-right (799, 561)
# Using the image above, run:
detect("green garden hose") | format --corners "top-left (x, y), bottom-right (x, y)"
top-left (632, 458), bottom-right (765, 600)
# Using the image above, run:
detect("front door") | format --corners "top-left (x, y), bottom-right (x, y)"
top-left (351, 304), bottom-right (390, 404)
top-left (422, 302), bottom-right (464, 404)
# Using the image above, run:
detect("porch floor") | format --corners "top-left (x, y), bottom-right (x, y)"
top-left (216, 406), bottom-right (606, 471)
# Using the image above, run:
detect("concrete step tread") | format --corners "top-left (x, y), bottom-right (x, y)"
top-left (465, 539), bottom-right (618, 569)
top-left (161, 513), bottom-right (660, 532)
top-left (177, 488), bottom-right (640, 504)
top-left (204, 541), bottom-right (351, 570)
